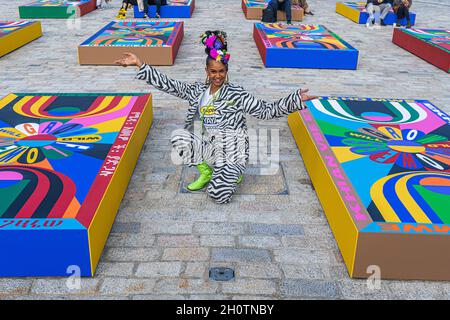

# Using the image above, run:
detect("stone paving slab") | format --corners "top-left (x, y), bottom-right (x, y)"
top-left (0, 0), bottom-right (450, 300)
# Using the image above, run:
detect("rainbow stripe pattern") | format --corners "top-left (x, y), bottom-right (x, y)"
top-left (0, 93), bottom-right (153, 276)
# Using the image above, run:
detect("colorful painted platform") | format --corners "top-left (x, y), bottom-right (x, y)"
top-left (19, 0), bottom-right (96, 19)
top-left (253, 23), bottom-right (359, 69)
top-left (78, 21), bottom-right (184, 66)
top-left (0, 21), bottom-right (42, 58)
top-left (0, 93), bottom-right (153, 276)
top-left (242, 0), bottom-right (304, 21)
top-left (336, 2), bottom-right (416, 26)
top-left (288, 97), bottom-right (450, 280)
top-left (393, 28), bottom-right (450, 73)
top-left (133, 0), bottom-right (195, 18)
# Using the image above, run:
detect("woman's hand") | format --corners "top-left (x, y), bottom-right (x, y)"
top-left (114, 52), bottom-right (143, 68)
top-left (299, 89), bottom-right (317, 102)
top-left (298, 89), bottom-right (317, 109)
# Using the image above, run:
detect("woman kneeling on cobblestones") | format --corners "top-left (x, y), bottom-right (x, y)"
top-left (115, 30), bottom-right (316, 204)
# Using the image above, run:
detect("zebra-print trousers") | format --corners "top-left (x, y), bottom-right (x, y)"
top-left (171, 129), bottom-right (247, 204)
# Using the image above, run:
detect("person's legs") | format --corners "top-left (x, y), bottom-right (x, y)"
top-left (366, 3), bottom-right (375, 26)
top-left (139, 0), bottom-right (149, 17)
top-left (404, 6), bottom-right (411, 28)
top-left (373, 5), bottom-right (381, 25)
top-left (298, 0), bottom-right (312, 14)
top-left (379, 3), bottom-right (391, 25)
top-left (117, 0), bottom-right (130, 18)
top-left (278, 0), bottom-right (292, 24)
top-left (269, 0), bottom-right (279, 12)
top-left (171, 129), bottom-right (216, 191)
top-left (207, 162), bottom-right (245, 204)
top-left (171, 129), bottom-right (215, 167)
top-left (155, 0), bottom-right (162, 17)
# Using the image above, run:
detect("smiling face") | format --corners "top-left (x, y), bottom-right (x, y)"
top-left (205, 59), bottom-right (228, 90)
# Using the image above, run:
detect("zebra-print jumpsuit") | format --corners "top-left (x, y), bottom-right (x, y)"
top-left (136, 64), bottom-right (304, 204)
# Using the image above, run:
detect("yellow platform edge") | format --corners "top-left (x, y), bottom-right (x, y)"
top-left (336, 2), bottom-right (361, 23)
top-left (288, 111), bottom-right (359, 277)
top-left (0, 22), bottom-right (42, 58)
top-left (87, 95), bottom-right (153, 276)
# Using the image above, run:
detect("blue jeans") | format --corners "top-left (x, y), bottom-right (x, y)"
top-left (269, 0), bottom-right (292, 23)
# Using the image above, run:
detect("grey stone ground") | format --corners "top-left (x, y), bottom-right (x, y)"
top-left (0, 0), bottom-right (450, 300)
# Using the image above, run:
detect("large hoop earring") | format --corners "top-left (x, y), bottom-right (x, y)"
top-left (225, 74), bottom-right (229, 84)
top-left (205, 76), bottom-right (210, 85)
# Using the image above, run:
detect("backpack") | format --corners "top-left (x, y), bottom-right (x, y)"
top-left (261, 5), bottom-right (277, 23)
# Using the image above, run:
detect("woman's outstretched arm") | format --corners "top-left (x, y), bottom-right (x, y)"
top-left (240, 88), bottom-right (316, 120)
top-left (115, 52), bottom-right (199, 101)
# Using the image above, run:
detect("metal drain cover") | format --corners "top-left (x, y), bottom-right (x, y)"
top-left (209, 267), bottom-right (235, 281)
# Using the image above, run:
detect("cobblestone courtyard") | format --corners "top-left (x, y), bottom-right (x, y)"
top-left (1, 0), bottom-right (450, 299)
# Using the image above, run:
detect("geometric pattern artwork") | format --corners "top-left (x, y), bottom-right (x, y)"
top-left (0, 21), bottom-right (42, 57)
top-left (133, 0), bottom-right (195, 18)
top-left (336, 1), bottom-right (416, 26)
top-left (242, 0), bottom-right (304, 21)
top-left (393, 28), bottom-right (450, 73)
top-left (19, 0), bottom-right (97, 19)
top-left (253, 23), bottom-right (359, 69)
top-left (78, 21), bottom-right (184, 65)
top-left (288, 97), bottom-right (450, 280)
top-left (0, 93), bottom-right (153, 276)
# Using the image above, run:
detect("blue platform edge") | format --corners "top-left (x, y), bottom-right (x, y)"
top-left (266, 47), bottom-right (359, 69)
top-left (0, 219), bottom-right (92, 277)
top-left (358, 11), bottom-right (416, 26)
top-left (133, 4), bottom-right (193, 18)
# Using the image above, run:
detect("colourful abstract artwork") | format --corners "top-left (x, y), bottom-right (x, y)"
top-left (310, 98), bottom-right (450, 223)
top-left (0, 21), bottom-right (34, 38)
top-left (341, 1), bottom-right (366, 12)
top-left (0, 93), bottom-right (153, 276)
top-left (244, 0), bottom-right (271, 8)
top-left (78, 21), bottom-right (183, 65)
top-left (254, 23), bottom-right (358, 69)
top-left (393, 28), bottom-right (450, 72)
top-left (401, 29), bottom-right (450, 52)
top-left (256, 23), bottom-right (352, 50)
top-left (22, 0), bottom-right (92, 7)
top-left (80, 21), bottom-right (182, 47)
top-left (288, 97), bottom-right (450, 280)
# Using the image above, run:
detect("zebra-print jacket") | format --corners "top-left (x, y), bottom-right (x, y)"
top-left (136, 64), bottom-right (304, 164)
top-left (136, 63), bottom-right (304, 128)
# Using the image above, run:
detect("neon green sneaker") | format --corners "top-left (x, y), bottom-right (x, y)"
top-left (187, 162), bottom-right (213, 191)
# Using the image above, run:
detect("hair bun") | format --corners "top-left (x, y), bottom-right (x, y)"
top-left (201, 30), bottom-right (230, 64)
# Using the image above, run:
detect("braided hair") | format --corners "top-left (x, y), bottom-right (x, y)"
top-left (200, 30), bottom-right (230, 68)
